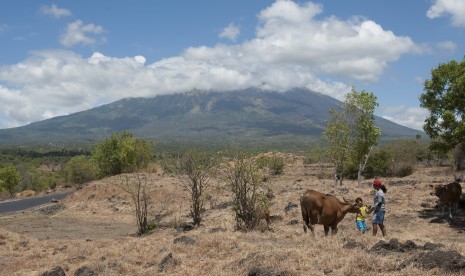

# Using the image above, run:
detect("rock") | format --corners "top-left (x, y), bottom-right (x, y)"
top-left (248, 267), bottom-right (290, 276)
top-left (74, 266), bottom-right (97, 276)
top-left (400, 250), bottom-right (465, 271)
top-left (158, 252), bottom-right (174, 272)
top-left (284, 202), bottom-right (298, 214)
top-left (173, 236), bottom-right (196, 245)
top-left (343, 241), bottom-right (366, 250)
top-left (41, 266), bottom-right (66, 276)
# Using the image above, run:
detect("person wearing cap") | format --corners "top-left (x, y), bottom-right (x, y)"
top-left (370, 178), bottom-right (387, 236)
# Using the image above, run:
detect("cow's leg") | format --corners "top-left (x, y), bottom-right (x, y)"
top-left (324, 225), bottom-right (330, 236)
top-left (309, 224), bottom-right (316, 237)
top-left (331, 226), bottom-right (338, 235)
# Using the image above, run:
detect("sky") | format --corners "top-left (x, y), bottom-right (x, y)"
top-left (0, 0), bottom-right (464, 131)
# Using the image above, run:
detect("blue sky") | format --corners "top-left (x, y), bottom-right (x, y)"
top-left (0, 0), bottom-right (464, 131)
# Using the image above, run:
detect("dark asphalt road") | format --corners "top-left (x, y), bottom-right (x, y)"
top-left (0, 192), bottom-right (70, 213)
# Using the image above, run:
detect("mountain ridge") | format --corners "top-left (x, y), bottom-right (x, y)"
top-left (0, 88), bottom-right (424, 147)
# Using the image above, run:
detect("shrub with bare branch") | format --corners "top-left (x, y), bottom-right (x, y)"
top-left (117, 173), bottom-right (152, 236)
top-left (179, 149), bottom-right (217, 226)
top-left (226, 153), bottom-right (271, 231)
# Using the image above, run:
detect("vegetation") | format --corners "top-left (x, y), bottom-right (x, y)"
top-left (323, 87), bottom-right (380, 186)
top-left (92, 131), bottom-right (154, 177)
top-left (0, 165), bottom-right (21, 196)
top-left (117, 174), bottom-right (152, 236)
top-left (62, 155), bottom-right (99, 187)
top-left (420, 57), bottom-right (465, 170)
top-left (178, 149), bottom-right (217, 226)
top-left (226, 152), bottom-right (271, 231)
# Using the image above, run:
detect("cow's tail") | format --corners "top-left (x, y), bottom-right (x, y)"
top-left (300, 196), bottom-right (309, 233)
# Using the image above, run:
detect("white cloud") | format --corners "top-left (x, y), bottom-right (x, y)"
top-left (60, 20), bottom-right (105, 47)
top-left (219, 23), bottom-right (240, 42)
top-left (436, 40), bottom-right (457, 52)
top-left (40, 4), bottom-right (72, 18)
top-left (0, 0), bottom-right (420, 128)
top-left (427, 0), bottom-right (465, 27)
top-left (380, 106), bottom-right (428, 131)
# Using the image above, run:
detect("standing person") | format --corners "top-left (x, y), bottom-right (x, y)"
top-left (370, 178), bottom-right (387, 236)
top-left (354, 197), bottom-right (370, 234)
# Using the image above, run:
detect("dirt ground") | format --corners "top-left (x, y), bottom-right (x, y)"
top-left (1, 154), bottom-right (465, 275)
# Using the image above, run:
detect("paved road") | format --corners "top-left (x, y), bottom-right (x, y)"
top-left (0, 192), bottom-right (70, 213)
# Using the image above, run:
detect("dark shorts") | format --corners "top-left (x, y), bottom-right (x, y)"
top-left (372, 211), bottom-right (385, 225)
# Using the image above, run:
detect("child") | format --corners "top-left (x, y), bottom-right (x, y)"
top-left (355, 197), bottom-right (371, 234)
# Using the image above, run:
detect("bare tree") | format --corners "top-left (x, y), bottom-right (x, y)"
top-left (118, 173), bottom-right (151, 236)
top-left (179, 149), bottom-right (217, 226)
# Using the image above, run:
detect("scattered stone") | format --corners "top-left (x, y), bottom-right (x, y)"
top-left (217, 201), bottom-right (234, 209)
top-left (173, 236), bottom-right (196, 245)
top-left (343, 241), bottom-right (366, 250)
top-left (370, 239), bottom-right (417, 255)
top-left (422, 242), bottom-right (444, 251)
top-left (284, 202), bottom-right (298, 214)
top-left (50, 198), bottom-right (59, 203)
top-left (41, 266), bottom-right (66, 276)
top-left (323, 268), bottom-right (333, 274)
top-left (209, 227), bottom-right (227, 233)
top-left (74, 266), bottom-right (98, 276)
top-left (158, 252), bottom-right (174, 272)
top-left (248, 267), bottom-right (290, 276)
top-left (289, 220), bottom-right (300, 225)
top-left (269, 215), bottom-right (283, 222)
top-left (399, 250), bottom-right (465, 271)
top-left (176, 222), bottom-right (195, 232)
top-left (39, 204), bottom-right (66, 215)
top-left (66, 255), bottom-right (86, 264)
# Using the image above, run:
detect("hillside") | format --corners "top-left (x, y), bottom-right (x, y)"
top-left (0, 88), bottom-right (424, 147)
top-left (0, 154), bottom-right (464, 275)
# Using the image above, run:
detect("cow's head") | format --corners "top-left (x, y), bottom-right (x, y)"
top-left (430, 184), bottom-right (443, 196)
top-left (343, 197), bottom-right (360, 213)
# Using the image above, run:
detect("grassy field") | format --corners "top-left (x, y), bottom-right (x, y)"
top-left (1, 153), bottom-right (464, 275)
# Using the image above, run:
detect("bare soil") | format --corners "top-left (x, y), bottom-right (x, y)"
top-left (1, 154), bottom-right (465, 276)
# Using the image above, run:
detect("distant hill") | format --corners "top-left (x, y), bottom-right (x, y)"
top-left (0, 88), bottom-right (424, 148)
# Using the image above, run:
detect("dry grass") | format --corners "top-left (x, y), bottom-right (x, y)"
top-left (1, 155), bottom-right (465, 275)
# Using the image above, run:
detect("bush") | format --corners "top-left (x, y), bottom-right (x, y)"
top-left (178, 149), bottom-right (217, 226)
top-left (227, 154), bottom-right (271, 231)
top-left (392, 164), bottom-right (414, 177)
top-left (92, 131), bottom-right (154, 177)
top-left (255, 155), bottom-right (285, 175)
top-left (0, 166), bottom-right (21, 196)
top-left (364, 150), bottom-right (391, 178)
top-left (62, 155), bottom-right (98, 186)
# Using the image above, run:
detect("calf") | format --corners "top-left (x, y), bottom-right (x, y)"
top-left (430, 179), bottom-right (462, 219)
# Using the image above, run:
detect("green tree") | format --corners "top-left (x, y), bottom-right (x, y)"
top-left (0, 166), bottom-right (21, 196)
top-left (323, 87), bottom-right (381, 187)
top-left (420, 57), bottom-right (465, 170)
top-left (62, 155), bottom-right (98, 186)
top-left (92, 131), bottom-right (153, 177)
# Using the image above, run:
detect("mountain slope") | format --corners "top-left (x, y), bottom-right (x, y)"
top-left (0, 88), bottom-right (423, 147)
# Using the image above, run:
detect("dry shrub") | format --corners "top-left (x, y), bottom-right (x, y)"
top-left (3, 154), bottom-right (465, 275)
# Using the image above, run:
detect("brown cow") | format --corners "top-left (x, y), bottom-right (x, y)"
top-left (300, 189), bottom-right (358, 236)
top-left (430, 179), bottom-right (462, 219)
